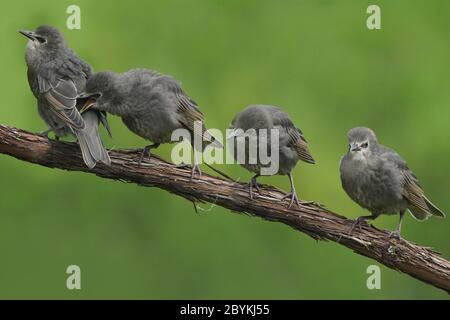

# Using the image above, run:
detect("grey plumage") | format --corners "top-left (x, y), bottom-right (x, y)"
top-left (340, 127), bottom-right (445, 237)
top-left (229, 105), bottom-right (315, 207)
top-left (19, 25), bottom-right (111, 168)
top-left (82, 69), bottom-right (221, 177)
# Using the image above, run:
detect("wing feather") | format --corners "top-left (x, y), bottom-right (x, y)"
top-left (383, 150), bottom-right (443, 219)
top-left (286, 126), bottom-right (315, 164)
top-left (39, 76), bottom-right (85, 130)
top-left (171, 83), bottom-right (220, 146)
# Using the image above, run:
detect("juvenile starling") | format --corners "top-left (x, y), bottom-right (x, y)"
top-left (228, 105), bottom-right (315, 207)
top-left (81, 69), bottom-right (222, 178)
top-left (340, 127), bottom-right (446, 238)
top-left (19, 25), bottom-right (111, 168)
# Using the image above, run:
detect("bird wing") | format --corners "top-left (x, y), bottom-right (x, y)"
top-left (383, 149), bottom-right (445, 219)
top-left (167, 80), bottom-right (221, 147)
top-left (288, 127), bottom-right (315, 164)
top-left (401, 169), bottom-right (446, 218)
top-left (78, 57), bottom-right (92, 79)
top-left (401, 169), bottom-right (430, 217)
top-left (175, 89), bottom-right (204, 134)
top-left (274, 113), bottom-right (315, 164)
top-left (38, 75), bottom-right (85, 131)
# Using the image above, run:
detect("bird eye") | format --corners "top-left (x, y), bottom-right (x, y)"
top-left (35, 36), bottom-right (46, 44)
top-left (361, 142), bottom-right (368, 148)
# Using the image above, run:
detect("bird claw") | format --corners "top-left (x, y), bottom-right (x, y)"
top-left (174, 163), bottom-right (202, 180)
top-left (248, 179), bottom-right (261, 200)
top-left (349, 217), bottom-right (368, 235)
top-left (281, 192), bottom-right (300, 208)
top-left (190, 164), bottom-right (202, 180)
top-left (138, 147), bottom-right (151, 166)
top-left (389, 230), bottom-right (402, 240)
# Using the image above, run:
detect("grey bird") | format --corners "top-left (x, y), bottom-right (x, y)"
top-left (340, 127), bottom-right (446, 238)
top-left (80, 69), bottom-right (222, 178)
top-left (228, 105), bottom-right (315, 207)
top-left (19, 25), bottom-right (111, 168)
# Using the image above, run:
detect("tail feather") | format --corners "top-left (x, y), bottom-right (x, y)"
top-left (98, 111), bottom-right (113, 138)
top-left (424, 196), bottom-right (446, 218)
top-left (408, 206), bottom-right (431, 221)
top-left (75, 111), bottom-right (111, 168)
top-left (76, 132), bottom-right (97, 169)
top-left (408, 196), bottom-right (446, 220)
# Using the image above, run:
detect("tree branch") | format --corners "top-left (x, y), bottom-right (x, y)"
top-left (0, 123), bottom-right (449, 293)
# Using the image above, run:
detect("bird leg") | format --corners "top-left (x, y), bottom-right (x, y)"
top-left (248, 174), bottom-right (261, 200)
top-left (281, 173), bottom-right (311, 208)
top-left (190, 149), bottom-right (202, 180)
top-left (174, 151), bottom-right (202, 180)
top-left (174, 162), bottom-right (202, 180)
top-left (190, 164), bottom-right (202, 180)
top-left (389, 210), bottom-right (405, 239)
top-left (349, 213), bottom-right (379, 235)
top-left (282, 192), bottom-right (299, 208)
top-left (138, 143), bottom-right (160, 165)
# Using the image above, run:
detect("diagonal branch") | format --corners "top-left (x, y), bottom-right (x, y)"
top-left (0, 123), bottom-right (449, 293)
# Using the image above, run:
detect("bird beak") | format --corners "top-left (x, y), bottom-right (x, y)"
top-left (350, 143), bottom-right (361, 152)
top-left (18, 30), bottom-right (36, 41)
top-left (78, 93), bottom-right (99, 114)
top-left (79, 99), bottom-right (97, 114)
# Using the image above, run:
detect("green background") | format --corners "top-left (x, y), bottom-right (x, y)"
top-left (0, 0), bottom-right (449, 299)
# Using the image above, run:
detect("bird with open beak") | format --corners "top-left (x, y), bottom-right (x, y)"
top-left (79, 69), bottom-right (222, 179)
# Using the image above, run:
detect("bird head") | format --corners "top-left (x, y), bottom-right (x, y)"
top-left (19, 25), bottom-right (67, 62)
top-left (347, 127), bottom-right (378, 160)
top-left (79, 71), bottom-right (118, 113)
top-left (84, 72), bottom-right (116, 98)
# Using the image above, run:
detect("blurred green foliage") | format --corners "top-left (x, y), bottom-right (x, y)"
top-left (0, 0), bottom-right (449, 299)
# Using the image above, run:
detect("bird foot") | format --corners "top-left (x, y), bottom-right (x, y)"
top-left (388, 230), bottom-right (402, 240)
top-left (293, 200), bottom-right (321, 206)
top-left (138, 147), bottom-right (151, 166)
top-left (175, 163), bottom-right (202, 180)
top-left (190, 164), bottom-right (202, 180)
top-left (248, 179), bottom-right (261, 200)
top-left (349, 217), bottom-right (369, 235)
top-left (281, 192), bottom-right (300, 208)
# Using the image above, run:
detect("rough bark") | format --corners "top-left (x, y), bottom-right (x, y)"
top-left (0, 124), bottom-right (449, 293)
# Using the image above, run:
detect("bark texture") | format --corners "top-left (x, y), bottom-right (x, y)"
top-left (0, 124), bottom-right (449, 293)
